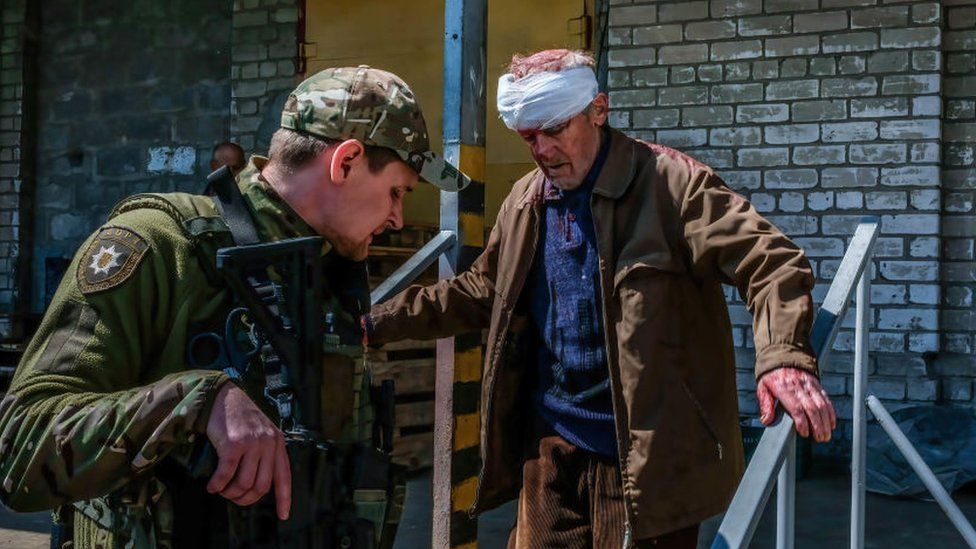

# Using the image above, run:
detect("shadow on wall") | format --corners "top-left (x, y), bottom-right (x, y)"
top-left (256, 91), bottom-right (291, 154)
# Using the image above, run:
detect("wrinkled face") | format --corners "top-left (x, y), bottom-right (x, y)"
top-left (330, 157), bottom-right (417, 261)
top-left (517, 94), bottom-right (608, 190)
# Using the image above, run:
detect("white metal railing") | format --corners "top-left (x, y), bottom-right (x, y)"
top-left (370, 231), bottom-right (457, 307)
top-left (861, 397), bottom-right (976, 547)
top-left (712, 216), bottom-right (976, 549)
top-left (711, 217), bottom-right (880, 548)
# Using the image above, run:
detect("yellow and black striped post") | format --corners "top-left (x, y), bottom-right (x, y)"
top-left (434, 1), bottom-right (486, 547)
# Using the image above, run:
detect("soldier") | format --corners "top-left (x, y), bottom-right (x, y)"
top-left (0, 66), bottom-right (467, 548)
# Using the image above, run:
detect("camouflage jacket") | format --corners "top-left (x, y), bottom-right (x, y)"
top-left (0, 157), bottom-right (370, 546)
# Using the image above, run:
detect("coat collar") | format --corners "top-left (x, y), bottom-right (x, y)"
top-left (593, 128), bottom-right (637, 199)
top-left (516, 127), bottom-right (637, 210)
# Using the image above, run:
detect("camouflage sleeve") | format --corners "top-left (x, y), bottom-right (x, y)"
top-left (0, 208), bottom-right (229, 512)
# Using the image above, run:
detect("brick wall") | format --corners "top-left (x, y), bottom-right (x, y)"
top-left (939, 1), bottom-right (976, 401)
top-left (28, 0), bottom-right (233, 309)
top-left (0, 0), bottom-right (36, 326)
top-left (606, 0), bottom-right (970, 444)
top-left (6, 0), bottom-right (302, 311)
top-left (0, 0), bottom-right (971, 439)
top-left (230, 0), bottom-right (301, 155)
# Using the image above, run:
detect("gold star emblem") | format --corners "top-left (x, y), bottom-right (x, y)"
top-left (77, 227), bottom-right (149, 294)
top-left (89, 245), bottom-right (122, 276)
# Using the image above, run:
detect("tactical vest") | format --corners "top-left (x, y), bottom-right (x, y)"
top-left (60, 187), bottom-right (400, 548)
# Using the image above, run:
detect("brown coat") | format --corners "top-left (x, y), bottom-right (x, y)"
top-left (370, 129), bottom-right (818, 539)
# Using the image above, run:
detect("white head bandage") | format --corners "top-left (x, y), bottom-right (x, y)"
top-left (496, 66), bottom-right (599, 131)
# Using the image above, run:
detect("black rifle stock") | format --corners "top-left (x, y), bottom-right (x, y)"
top-left (175, 168), bottom-right (395, 547)
top-left (211, 237), bottom-right (374, 548)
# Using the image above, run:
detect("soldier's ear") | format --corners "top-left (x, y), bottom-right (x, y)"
top-left (330, 139), bottom-right (367, 184)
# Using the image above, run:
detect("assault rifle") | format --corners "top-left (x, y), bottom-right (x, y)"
top-left (215, 237), bottom-right (325, 436)
top-left (188, 236), bottom-right (398, 548)
top-left (181, 166), bottom-right (400, 548)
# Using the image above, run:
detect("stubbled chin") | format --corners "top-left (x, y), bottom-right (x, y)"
top-left (545, 168), bottom-right (579, 186)
top-left (550, 175), bottom-right (583, 190)
top-left (350, 242), bottom-right (370, 261)
top-left (333, 240), bottom-right (370, 261)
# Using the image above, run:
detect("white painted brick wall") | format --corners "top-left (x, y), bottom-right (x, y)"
top-left (606, 0), bottom-right (965, 421)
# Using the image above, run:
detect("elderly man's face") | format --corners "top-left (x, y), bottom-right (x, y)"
top-left (517, 93), bottom-right (609, 190)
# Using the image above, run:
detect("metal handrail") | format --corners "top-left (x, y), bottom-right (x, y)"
top-left (850, 265), bottom-right (870, 548)
top-left (712, 217), bottom-right (881, 549)
top-left (853, 287), bottom-right (976, 548)
top-left (849, 249), bottom-right (976, 549)
top-left (370, 231), bottom-right (458, 306)
top-left (865, 396), bottom-right (976, 546)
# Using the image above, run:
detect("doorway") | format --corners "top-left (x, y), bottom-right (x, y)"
top-left (303, 0), bottom-right (595, 226)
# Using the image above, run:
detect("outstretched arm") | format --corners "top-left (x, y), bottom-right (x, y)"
top-left (368, 208), bottom-right (505, 345)
top-left (679, 171), bottom-right (835, 441)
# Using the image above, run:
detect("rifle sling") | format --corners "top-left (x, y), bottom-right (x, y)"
top-left (208, 166), bottom-right (300, 429)
top-left (208, 166), bottom-right (260, 246)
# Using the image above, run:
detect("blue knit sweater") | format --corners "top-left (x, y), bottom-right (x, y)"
top-left (527, 135), bottom-right (616, 456)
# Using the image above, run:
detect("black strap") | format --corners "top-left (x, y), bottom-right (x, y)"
top-left (207, 166), bottom-right (260, 246)
top-left (206, 167), bottom-right (304, 430)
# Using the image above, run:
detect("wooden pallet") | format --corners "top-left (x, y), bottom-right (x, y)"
top-left (368, 339), bottom-right (438, 471)
top-left (366, 224), bottom-right (444, 470)
top-left (367, 223), bottom-right (441, 288)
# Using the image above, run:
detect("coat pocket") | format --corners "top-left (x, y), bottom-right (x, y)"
top-left (613, 263), bottom-right (723, 463)
top-left (613, 262), bottom-right (682, 349)
top-left (679, 379), bottom-right (724, 461)
top-left (622, 373), bottom-right (725, 466)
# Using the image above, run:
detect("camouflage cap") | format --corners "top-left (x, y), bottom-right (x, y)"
top-left (281, 66), bottom-right (470, 192)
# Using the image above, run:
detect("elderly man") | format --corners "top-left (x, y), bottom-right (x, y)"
top-left (367, 49), bottom-right (835, 548)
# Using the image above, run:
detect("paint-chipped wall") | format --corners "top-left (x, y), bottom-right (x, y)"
top-left (605, 0), bottom-right (976, 455)
top-left (29, 0), bottom-right (234, 309)
top-left (0, 0), bottom-right (37, 324)
top-left (229, 0), bottom-right (302, 156)
top-left (939, 1), bottom-right (976, 397)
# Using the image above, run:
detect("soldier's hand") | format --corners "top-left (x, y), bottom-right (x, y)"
top-left (205, 382), bottom-right (292, 520)
top-left (758, 367), bottom-right (837, 443)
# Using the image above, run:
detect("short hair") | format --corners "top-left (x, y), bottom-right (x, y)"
top-left (506, 49), bottom-right (596, 79)
top-left (268, 128), bottom-right (402, 173)
top-left (212, 141), bottom-right (245, 159)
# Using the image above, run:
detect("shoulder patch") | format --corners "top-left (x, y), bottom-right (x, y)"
top-left (76, 226), bottom-right (150, 294)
